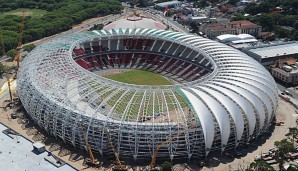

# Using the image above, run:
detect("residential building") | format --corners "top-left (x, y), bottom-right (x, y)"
top-left (271, 61), bottom-right (298, 85)
top-left (229, 20), bottom-right (262, 36)
top-left (200, 23), bottom-right (236, 39)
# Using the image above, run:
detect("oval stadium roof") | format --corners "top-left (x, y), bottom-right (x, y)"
top-left (17, 28), bottom-right (278, 160)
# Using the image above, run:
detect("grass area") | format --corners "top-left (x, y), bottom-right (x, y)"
top-left (1, 8), bottom-right (47, 18)
top-left (103, 70), bottom-right (173, 85)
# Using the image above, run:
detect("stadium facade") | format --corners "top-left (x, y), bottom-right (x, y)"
top-left (17, 28), bottom-right (278, 160)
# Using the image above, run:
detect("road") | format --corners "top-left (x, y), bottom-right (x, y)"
top-left (277, 83), bottom-right (298, 100)
top-left (143, 8), bottom-right (189, 33)
top-left (32, 14), bottom-right (123, 46)
top-left (29, 7), bottom-right (190, 47)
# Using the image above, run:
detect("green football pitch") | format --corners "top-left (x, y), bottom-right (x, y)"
top-left (103, 70), bottom-right (173, 85)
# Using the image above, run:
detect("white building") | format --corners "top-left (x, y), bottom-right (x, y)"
top-left (155, 1), bottom-right (182, 9)
top-left (272, 62), bottom-right (298, 85)
top-left (242, 42), bottom-right (298, 65)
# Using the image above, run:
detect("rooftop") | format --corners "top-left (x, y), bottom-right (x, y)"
top-left (203, 23), bottom-right (234, 32)
top-left (245, 42), bottom-right (298, 59)
top-left (231, 39), bottom-right (258, 44)
top-left (0, 124), bottom-right (76, 171)
top-left (273, 66), bottom-right (298, 75)
top-left (216, 34), bottom-right (256, 44)
top-left (217, 34), bottom-right (254, 41)
top-left (230, 20), bottom-right (261, 29)
top-left (155, 0), bottom-right (182, 7)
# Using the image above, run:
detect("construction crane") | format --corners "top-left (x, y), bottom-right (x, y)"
top-left (149, 127), bottom-right (195, 171)
top-left (6, 75), bottom-right (13, 103)
top-left (5, 72), bottom-right (17, 102)
top-left (79, 121), bottom-right (101, 168)
top-left (104, 128), bottom-right (127, 171)
top-left (14, 11), bottom-right (25, 69)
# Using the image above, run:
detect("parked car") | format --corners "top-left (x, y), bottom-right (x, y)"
top-left (255, 155), bottom-right (261, 161)
top-left (284, 90), bottom-right (293, 96)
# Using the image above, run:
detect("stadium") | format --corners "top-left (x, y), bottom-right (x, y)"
top-left (17, 28), bottom-right (278, 161)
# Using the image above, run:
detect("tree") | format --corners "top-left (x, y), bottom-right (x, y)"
top-left (0, 0), bottom-right (123, 54)
top-left (272, 13), bottom-right (284, 25)
top-left (274, 26), bottom-right (290, 38)
top-left (293, 21), bottom-right (298, 30)
top-left (246, 160), bottom-right (274, 171)
top-left (161, 161), bottom-right (172, 171)
top-left (167, 9), bottom-right (175, 17)
top-left (274, 139), bottom-right (295, 170)
top-left (232, 13), bottom-right (249, 21)
top-left (6, 49), bottom-right (17, 58)
top-left (23, 44), bottom-right (36, 52)
top-left (189, 21), bottom-right (198, 33)
top-left (290, 30), bottom-right (298, 40)
top-left (287, 164), bottom-right (298, 171)
top-left (286, 127), bottom-right (298, 145)
top-left (257, 14), bottom-right (274, 31)
top-left (129, 0), bottom-right (137, 8)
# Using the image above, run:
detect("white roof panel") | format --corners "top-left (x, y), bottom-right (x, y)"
top-left (181, 89), bottom-right (214, 155)
top-left (190, 88), bottom-right (230, 151)
top-left (248, 42), bottom-right (298, 59)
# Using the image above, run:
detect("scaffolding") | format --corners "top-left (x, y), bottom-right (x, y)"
top-left (17, 28), bottom-right (279, 161)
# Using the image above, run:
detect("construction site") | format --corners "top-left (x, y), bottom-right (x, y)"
top-left (0, 8), bottom-right (285, 171)
top-left (0, 12), bottom-right (197, 171)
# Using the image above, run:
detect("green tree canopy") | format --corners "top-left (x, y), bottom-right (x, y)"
top-left (23, 44), bottom-right (35, 52)
top-left (275, 139), bottom-right (295, 170)
top-left (6, 49), bottom-right (17, 57)
top-left (161, 161), bottom-right (172, 171)
top-left (246, 160), bottom-right (274, 171)
top-left (0, 0), bottom-right (123, 54)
